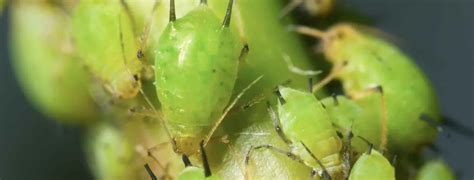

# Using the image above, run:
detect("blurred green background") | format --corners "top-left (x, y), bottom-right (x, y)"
top-left (0, 0), bottom-right (472, 179)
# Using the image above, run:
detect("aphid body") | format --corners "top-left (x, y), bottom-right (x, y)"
top-left (72, 0), bottom-right (142, 99)
top-left (416, 160), bottom-right (455, 180)
top-left (298, 24), bottom-right (441, 152)
top-left (155, 0), bottom-right (242, 155)
top-left (349, 149), bottom-right (395, 180)
top-left (247, 87), bottom-right (343, 178)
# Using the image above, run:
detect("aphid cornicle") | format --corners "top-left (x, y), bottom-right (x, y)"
top-left (416, 159), bottom-right (455, 180)
top-left (155, 0), bottom-right (245, 155)
top-left (72, 0), bottom-right (143, 99)
top-left (295, 24), bottom-right (441, 152)
top-left (246, 87), bottom-right (343, 179)
top-left (349, 146), bottom-right (395, 180)
top-left (177, 142), bottom-right (219, 180)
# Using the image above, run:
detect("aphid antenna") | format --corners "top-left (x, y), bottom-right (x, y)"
top-left (291, 25), bottom-right (326, 39)
top-left (182, 154), bottom-right (193, 167)
top-left (120, 0), bottom-right (138, 36)
top-left (144, 163), bottom-right (158, 180)
top-left (200, 140), bottom-right (212, 177)
top-left (300, 141), bottom-right (331, 180)
top-left (282, 53), bottom-right (322, 76)
top-left (357, 135), bottom-right (374, 155)
top-left (279, 0), bottom-right (305, 19)
top-left (222, 0), bottom-right (234, 27)
top-left (442, 116), bottom-right (474, 138)
top-left (203, 76), bottom-right (264, 146)
top-left (169, 0), bottom-right (176, 22)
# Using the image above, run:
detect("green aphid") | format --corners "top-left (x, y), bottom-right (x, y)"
top-left (349, 147), bottom-right (395, 180)
top-left (10, 2), bottom-right (98, 124)
top-left (416, 159), bottom-right (455, 180)
top-left (155, 0), bottom-right (246, 155)
top-left (246, 87), bottom-right (343, 179)
top-left (177, 142), bottom-right (219, 180)
top-left (72, 0), bottom-right (142, 99)
top-left (85, 123), bottom-right (139, 180)
top-left (296, 24), bottom-right (441, 153)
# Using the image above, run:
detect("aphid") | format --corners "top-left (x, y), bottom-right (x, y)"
top-left (72, 0), bottom-right (143, 99)
top-left (245, 87), bottom-right (343, 179)
top-left (294, 24), bottom-right (441, 152)
top-left (10, 2), bottom-right (98, 123)
top-left (155, 0), bottom-right (252, 155)
top-left (416, 159), bottom-right (455, 180)
top-left (348, 138), bottom-right (395, 180)
top-left (177, 141), bottom-right (220, 180)
top-left (281, 0), bottom-right (334, 18)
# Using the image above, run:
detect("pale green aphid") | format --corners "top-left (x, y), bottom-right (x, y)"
top-left (349, 148), bottom-right (395, 180)
top-left (295, 24), bottom-right (441, 153)
top-left (246, 87), bottom-right (343, 179)
top-left (72, 0), bottom-right (143, 99)
top-left (10, 2), bottom-right (98, 124)
top-left (281, 0), bottom-right (334, 18)
top-left (416, 160), bottom-right (455, 180)
top-left (155, 0), bottom-right (246, 155)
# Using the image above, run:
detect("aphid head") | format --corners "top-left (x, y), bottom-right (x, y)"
top-left (322, 23), bottom-right (361, 64)
top-left (173, 136), bottom-right (202, 155)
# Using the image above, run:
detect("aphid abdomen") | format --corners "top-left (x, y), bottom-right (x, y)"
top-left (155, 6), bottom-right (241, 155)
top-left (416, 160), bottom-right (455, 180)
top-left (324, 24), bottom-right (440, 152)
top-left (349, 150), bottom-right (395, 180)
top-left (277, 87), bottom-right (343, 175)
top-left (72, 0), bottom-right (142, 99)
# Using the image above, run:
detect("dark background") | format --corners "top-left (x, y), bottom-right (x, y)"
top-left (0, 1), bottom-right (472, 180)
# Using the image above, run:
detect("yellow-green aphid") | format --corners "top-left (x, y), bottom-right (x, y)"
top-left (349, 147), bottom-right (395, 180)
top-left (247, 87), bottom-right (343, 179)
top-left (178, 142), bottom-right (219, 180)
top-left (281, 0), bottom-right (334, 18)
top-left (296, 24), bottom-right (440, 152)
top-left (10, 2), bottom-right (98, 124)
top-left (155, 0), bottom-right (244, 155)
top-left (416, 160), bottom-right (455, 180)
top-left (72, 0), bottom-right (142, 99)
top-left (85, 123), bottom-right (139, 180)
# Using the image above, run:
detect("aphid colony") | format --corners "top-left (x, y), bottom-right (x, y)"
top-left (8, 0), bottom-right (457, 179)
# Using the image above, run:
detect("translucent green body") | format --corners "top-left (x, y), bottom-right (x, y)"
top-left (72, 0), bottom-right (142, 99)
top-left (349, 150), bottom-right (395, 180)
top-left (155, 5), bottom-right (241, 155)
top-left (10, 2), bottom-right (98, 124)
top-left (278, 87), bottom-right (343, 177)
top-left (416, 160), bottom-right (455, 180)
top-left (322, 24), bottom-right (440, 152)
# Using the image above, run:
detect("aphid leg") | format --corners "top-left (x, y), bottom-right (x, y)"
top-left (204, 76), bottom-right (263, 146)
top-left (280, 0), bottom-right (304, 19)
top-left (144, 163), bottom-right (158, 180)
top-left (292, 25), bottom-right (326, 39)
top-left (357, 135), bottom-right (374, 155)
top-left (283, 54), bottom-right (322, 76)
top-left (442, 116), bottom-right (474, 138)
top-left (245, 144), bottom-right (307, 178)
top-left (222, 0), bottom-right (234, 27)
top-left (300, 142), bottom-right (332, 180)
top-left (311, 61), bottom-right (347, 93)
top-left (342, 130), bottom-right (354, 180)
top-left (266, 101), bottom-right (292, 145)
top-left (147, 146), bottom-right (169, 173)
top-left (199, 141), bottom-right (212, 177)
top-left (308, 78), bottom-right (313, 93)
top-left (331, 93), bottom-right (339, 106)
top-left (350, 85), bottom-right (388, 151)
top-left (391, 154), bottom-right (398, 166)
